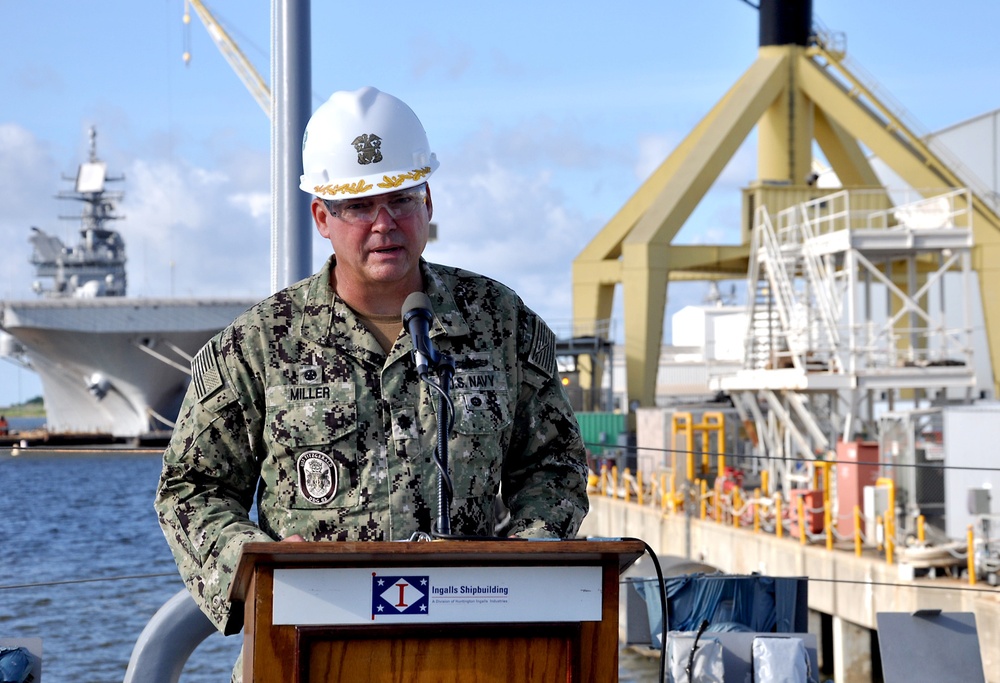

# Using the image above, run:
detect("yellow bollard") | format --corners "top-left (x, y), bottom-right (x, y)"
top-left (816, 462), bottom-right (832, 509)
top-left (700, 479), bottom-right (708, 520)
top-left (854, 505), bottom-right (862, 557)
top-left (761, 470), bottom-right (769, 497)
top-left (623, 468), bottom-right (631, 503)
top-left (714, 483), bottom-right (722, 523)
top-left (775, 493), bottom-right (783, 539)
top-left (636, 470), bottom-right (644, 506)
top-left (661, 473), bottom-right (668, 511)
top-left (968, 525), bottom-right (976, 586)
top-left (917, 515), bottom-right (925, 543)
top-left (798, 497), bottom-right (807, 545)
top-left (687, 450), bottom-right (695, 482)
top-left (753, 488), bottom-right (761, 533)
top-left (876, 477), bottom-right (896, 558)
top-left (825, 500), bottom-right (833, 551)
top-left (610, 466), bottom-right (619, 499)
top-left (733, 488), bottom-right (742, 528)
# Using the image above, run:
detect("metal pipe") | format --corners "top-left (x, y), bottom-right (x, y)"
top-left (270, 0), bottom-right (312, 293)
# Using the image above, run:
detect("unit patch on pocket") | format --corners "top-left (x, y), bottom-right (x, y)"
top-left (297, 450), bottom-right (338, 505)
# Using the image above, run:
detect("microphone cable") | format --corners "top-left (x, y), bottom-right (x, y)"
top-left (618, 536), bottom-right (668, 682)
top-left (685, 618), bottom-right (711, 683)
top-left (421, 365), bottom-right (456, 534)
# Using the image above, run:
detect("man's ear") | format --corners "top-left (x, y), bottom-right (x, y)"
top-left (311, 198), bottom-right (332, 238)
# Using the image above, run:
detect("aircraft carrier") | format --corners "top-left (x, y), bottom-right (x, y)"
top-left (0, 128), bottom-right (256, 441)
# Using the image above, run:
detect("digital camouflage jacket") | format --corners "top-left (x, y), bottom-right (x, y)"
top-left (154, 257), bottom-right (590, 634)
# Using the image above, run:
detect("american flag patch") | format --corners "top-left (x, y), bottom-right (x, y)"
top-left (191, 343), bottom-right (223, 402)
top-left (527, 317), bottom-right (556, 377)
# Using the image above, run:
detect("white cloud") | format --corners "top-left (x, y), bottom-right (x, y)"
top-left (0, 124), bottom-right (61, 299)
top-left (424, 158), bottom-right (598, 326)
top-left (119, 155), bottom-right (270, 299)
top-left (228, 192), bottom-right (271, 220)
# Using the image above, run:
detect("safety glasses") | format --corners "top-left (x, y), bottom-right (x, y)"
top-left (323, 184), bottom-right (428, 225)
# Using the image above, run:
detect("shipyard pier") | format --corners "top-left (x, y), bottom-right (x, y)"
top-left (582, 483), bottom-right (1000, 682)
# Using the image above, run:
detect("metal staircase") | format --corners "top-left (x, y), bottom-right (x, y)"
top-left (721, 188), bottom-right (977, 493)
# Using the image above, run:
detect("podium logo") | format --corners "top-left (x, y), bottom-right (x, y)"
top-left (371, 574), bottom-right (429, 619)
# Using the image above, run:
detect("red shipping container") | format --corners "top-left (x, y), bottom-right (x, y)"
top-left (835, 440), bottom-right (880, 536)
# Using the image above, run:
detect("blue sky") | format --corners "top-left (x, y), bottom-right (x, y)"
top-left (1, 0), bottom-right (999, 408)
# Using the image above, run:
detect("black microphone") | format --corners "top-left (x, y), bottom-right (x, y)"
top-left (402, 292), bottom-right (436, 377)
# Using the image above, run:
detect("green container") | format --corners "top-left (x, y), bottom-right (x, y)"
top-left (575, 412), bottom-right (627, 455)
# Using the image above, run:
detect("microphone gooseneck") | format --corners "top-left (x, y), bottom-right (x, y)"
top-left (402, 291), bottom-right (436, 377)
top-left (401, 292), bottom-right (456, 536)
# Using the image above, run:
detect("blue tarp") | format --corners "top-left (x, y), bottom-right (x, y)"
top-left (0, 647), bottom-right (32, 683)
top-left (631, 573), bottom-right (808, 645)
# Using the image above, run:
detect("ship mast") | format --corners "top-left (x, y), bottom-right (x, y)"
top-left (30, 127), bottom-right (127, 297)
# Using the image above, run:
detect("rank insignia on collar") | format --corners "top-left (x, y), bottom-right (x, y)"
top-left (352, 133), bottom-right (383, 165)
top-left (299, 364), bottom-right (322, 384)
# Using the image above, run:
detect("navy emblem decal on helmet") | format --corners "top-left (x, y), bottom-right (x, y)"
top-left (297, 450), bottom-right (338, 505)
top-left (352, 133), bottom-right (383, 165)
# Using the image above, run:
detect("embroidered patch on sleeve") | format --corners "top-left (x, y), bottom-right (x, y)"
top-left (191, 342), bottom-right (224, 403)
top-left (527, 317), bottom-right (556, 378)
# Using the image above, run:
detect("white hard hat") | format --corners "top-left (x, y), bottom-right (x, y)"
top-left (300, 86), bottom-right (439, 200)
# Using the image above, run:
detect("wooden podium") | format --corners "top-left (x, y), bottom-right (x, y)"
top-left (230, 539), bottom-right (645, 682)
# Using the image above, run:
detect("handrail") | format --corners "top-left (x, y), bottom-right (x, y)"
top-left (123, 589), bottom-right (216, 683)
top-left (593, 452), bottom-right (979, 576)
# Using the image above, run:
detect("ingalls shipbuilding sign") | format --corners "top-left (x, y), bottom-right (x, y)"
top-left (272, 565), bottom-right (602, 625)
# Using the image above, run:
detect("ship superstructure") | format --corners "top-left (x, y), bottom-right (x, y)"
top-left (0, 128), bottom-right (257, 440)
top-left (30, 128), bottom-right (128, 298)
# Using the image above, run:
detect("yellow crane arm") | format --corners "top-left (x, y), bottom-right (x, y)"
top-left (183, 0), bottom-right (271, 116)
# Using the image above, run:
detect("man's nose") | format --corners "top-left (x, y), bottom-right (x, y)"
top-left (370, 205), bottom-right (397, 231)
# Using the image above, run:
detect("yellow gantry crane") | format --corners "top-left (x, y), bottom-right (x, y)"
top-left (182, 0), bottom-right (271, 115)
top-left (573, 0), bottom-right (1000, 412)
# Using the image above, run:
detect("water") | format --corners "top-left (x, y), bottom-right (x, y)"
top-left (3, 415), bottom-right (47, 433)
top-left (1, 423), bottom-right (661, 681)
top-left (1, 440), bottom-right (241, 681)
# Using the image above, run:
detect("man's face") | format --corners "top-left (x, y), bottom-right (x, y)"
top-left (312, 184), bottom-right (433, 292)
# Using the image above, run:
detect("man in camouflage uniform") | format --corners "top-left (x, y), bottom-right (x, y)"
top-left (154, 87), bottom-right (590, 674)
